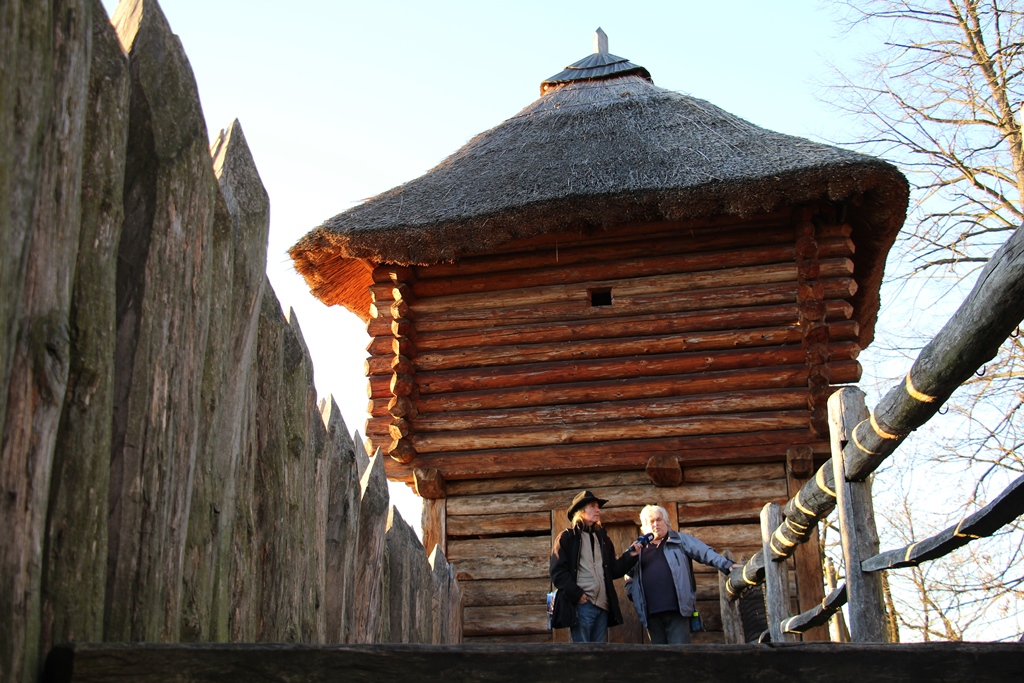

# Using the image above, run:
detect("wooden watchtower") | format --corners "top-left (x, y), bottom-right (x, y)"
top-left (291, 31), bottom-right (908, 643)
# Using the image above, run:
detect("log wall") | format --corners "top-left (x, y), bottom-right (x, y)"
top-left (0, 2), bottom-right (461, 681)
top-left (364, 209), bottom-right (866, 642)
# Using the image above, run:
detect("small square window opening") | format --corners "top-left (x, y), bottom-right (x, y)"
top-left (589, 287), bottom-right (613, 307)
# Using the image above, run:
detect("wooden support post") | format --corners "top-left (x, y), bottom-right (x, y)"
top-left (828, 388), bottom-right (887, 643)
top-left (786, 445), bottom-right (828, 642)
top-left (413, 468), bottom-right (446, 500)
top-left (760, 502), bottom-right (793, 642)
top-left (421, 498), bottom-right (446, 559)
top-left (718, 550), bottom-right (745, 644)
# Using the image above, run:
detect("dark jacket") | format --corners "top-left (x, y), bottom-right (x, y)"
top-left (549, 522), bottom-right (637, 629)
top-left (624, 529), bottom-right (734, 627)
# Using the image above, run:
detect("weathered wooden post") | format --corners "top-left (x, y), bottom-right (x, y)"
top-left (760, 502), bottom-right (793, 642)
top-left (828, 387), bottom-right (888, 642)
top-left (718, 550), bottom-right (745, 644)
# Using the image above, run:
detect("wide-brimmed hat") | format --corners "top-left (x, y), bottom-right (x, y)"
top-left (567, 490), bottom-right (608, 520)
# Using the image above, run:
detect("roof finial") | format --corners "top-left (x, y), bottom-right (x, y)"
top-left (594, 27), bottom-right (608, 54)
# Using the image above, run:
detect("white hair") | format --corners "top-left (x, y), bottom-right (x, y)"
top-left (639, 504), bottom-right (669, 532)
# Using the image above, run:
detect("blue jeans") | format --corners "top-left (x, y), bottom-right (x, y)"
top-left (646, 611), bottom-right (691, 644)
top-left (571, 600), bottom-right (608, 643)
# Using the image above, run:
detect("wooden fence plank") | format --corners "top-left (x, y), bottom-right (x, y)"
top-left (40, 3), bottom-right (128, 668)
top-left (351, 453), bottom-right (390, 643)
top-left (105, 0), bottom-right (217, 643)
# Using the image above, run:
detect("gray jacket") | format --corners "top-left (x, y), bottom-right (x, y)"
top-left (624, 529), bottom-right (734, 627)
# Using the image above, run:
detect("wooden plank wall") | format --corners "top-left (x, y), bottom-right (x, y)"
top-left (363, 210), bottom-right (861, 641)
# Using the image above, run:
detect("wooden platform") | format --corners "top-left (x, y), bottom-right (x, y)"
top-left (44, 642), bottom-right (1024, 682)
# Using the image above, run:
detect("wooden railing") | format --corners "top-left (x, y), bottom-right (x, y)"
top-left (720, 222), bottom-right (1024, 642)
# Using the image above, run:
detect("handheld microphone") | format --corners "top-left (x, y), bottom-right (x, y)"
top-left (635, 533), bottom-right (654, 547)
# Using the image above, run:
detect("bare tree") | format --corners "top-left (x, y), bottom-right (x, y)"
top-left (825, 0), bottom-right (1024, 639)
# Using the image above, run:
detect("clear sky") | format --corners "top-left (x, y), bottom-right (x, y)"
top-left (99, 0), bottom-right (877, 524)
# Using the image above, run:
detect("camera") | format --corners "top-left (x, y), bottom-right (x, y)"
top-left (636, 532), bottom-right (654, 547)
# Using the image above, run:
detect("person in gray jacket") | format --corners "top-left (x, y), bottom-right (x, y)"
top-left (625, 504), bottom-right (740, 644)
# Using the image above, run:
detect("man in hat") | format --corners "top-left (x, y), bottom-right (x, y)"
top-left (549, 490), bottom-right (641, 642)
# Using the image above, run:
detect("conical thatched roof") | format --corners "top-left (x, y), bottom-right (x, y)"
top-left (291, 43), bottom-right (907, 338)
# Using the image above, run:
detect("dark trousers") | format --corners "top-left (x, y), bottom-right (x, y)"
top-left (647, 611), bottom-right (691, 644)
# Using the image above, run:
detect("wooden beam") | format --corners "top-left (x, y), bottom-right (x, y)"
top-left (865, 473), bottom-right (1024, 572)
top-left (43, 641), bottom-right (1024, 682)
top-left (781, 583), bottom-right (847, 635)
top-left (646, 454), bottom-right (683, 487)
top-left (413, 468), bottom-right (446, 499)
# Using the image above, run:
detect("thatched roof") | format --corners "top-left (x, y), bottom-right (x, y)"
top-left (291, 48), bottom-right (908, 340)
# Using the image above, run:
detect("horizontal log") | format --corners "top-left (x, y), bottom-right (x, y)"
top-left (388, 395), bottom-right (417, 419)
top-left (391, 318), bottom-right (414, 338)
top-left (365, 355), bottom-right (392, 376)
top-left (862, 473), bottom-right (1024, 572)
top-left (415, 320), bottom-right (860, 373)
top-left (371, 264), bottom-right (415, 284)
top-left (410, 359), bottom-right (861, 412)
top-left (678, 498), bottom-right (788, 525)
top-left (463, 605), bottom-right (550, 636)
top-left (683, 524), bottom-right (763, 550)
top-left (413, 389), bottom-right (809, 433)
top-left (369, 398), bottom-right (390, 417)
top-left (388, 418), bottom-right (412, 440)
top-left (383, 433), bottom-right (830, 484)
top-left (415, 325), bottom-right (803, 372)
top-left (366, 316), bottom-right (388, 338)
top-left (413, 279), bottom-right (857, 333)
top-left (416, 343), bottom-right (860, 395)
top-left (410, 258), bottom-right (854, 315)
top-left (414, 298), bottom-right (853, 352)
top-left (448, 481), bottom-right (789, 517)
top-left (447, 536), bottom-right (550, 581)
top-left (781, 583), bottom-right (847, 634)
top-left (363, 416), bottom-right (393, 436)
top-left (391, 299), bottom-right (411, 320)
top-left (448, 471), bottom-right (652, 497)
top-left (413, 237), bottom-right (854, 299)
top-left (685, 463), bottom-right (787, 483)
top-left (461, 578), bottom-right (552, 607)
top-left (45, 641), bottom-right (1024, 682)
top-left (419, 218), bottom-right (795, 278)
top-left (368, 283), bottom-right (398, 303)
top-left (410, 411), bottom-right (811, 454)
top-left (366, 335), bottom-right (395, 356)
top-left (447, 512), bottom-right (551, 537)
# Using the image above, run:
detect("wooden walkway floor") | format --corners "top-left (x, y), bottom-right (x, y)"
top-left (45, 641), bottom-right (1024, 682)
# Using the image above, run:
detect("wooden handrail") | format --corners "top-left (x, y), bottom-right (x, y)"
top-left (863, 473), bottom-right (1024, 572)
top-left (725, 222), bottom-right (1024, 599)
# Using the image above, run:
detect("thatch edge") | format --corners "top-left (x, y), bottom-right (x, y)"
top-left (290, 158), bottom-right (908, 343)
